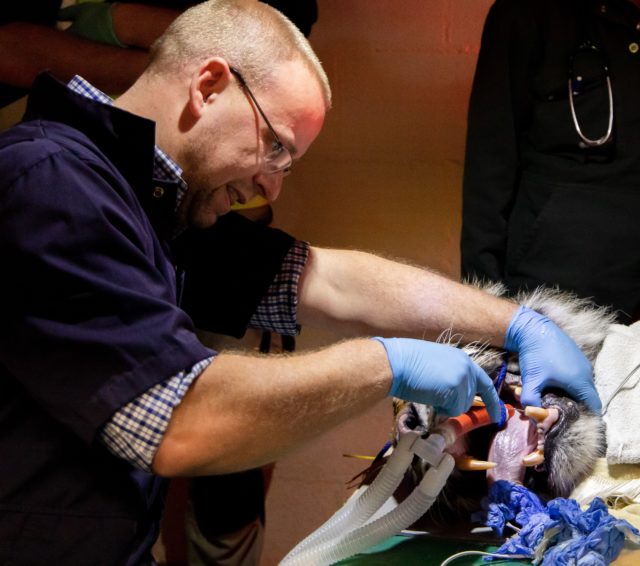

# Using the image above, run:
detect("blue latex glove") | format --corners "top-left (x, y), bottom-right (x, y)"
top-left (373, 337), bottom-right (502, 421)
top-left (58, 1), bottom-right (126, 48)
top-left (504, 306), bottom-right (601, 412)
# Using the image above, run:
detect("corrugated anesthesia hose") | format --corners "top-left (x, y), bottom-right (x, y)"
top-left (280, 431), bottom-right (422, 562)
top-left (281, 452), bottom-right (455, 566)
top-left (280, 405), bottom-right (509, 566)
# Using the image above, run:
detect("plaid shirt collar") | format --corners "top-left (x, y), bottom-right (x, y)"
top-left (67, 75), bottom-right (188, 208)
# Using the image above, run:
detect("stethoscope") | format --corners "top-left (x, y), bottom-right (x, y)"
top-left (568, 40), bottom-right (614, 147)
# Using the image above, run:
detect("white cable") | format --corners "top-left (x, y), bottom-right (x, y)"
top-left (601, 362), bottom-right (640, 415)
top-left (439, 549), bottom-right (532, 566)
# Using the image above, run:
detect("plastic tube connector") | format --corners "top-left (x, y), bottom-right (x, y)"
top-left (411, 433), bottom-right (446, 467)
top-left (418, 452), bottom-right (455, 497)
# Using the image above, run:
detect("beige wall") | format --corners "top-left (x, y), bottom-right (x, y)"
top-left (261, 1), bottom-right (493, 563)
top-left (0, 97), bottom-right (26, 131)
top-left (0, 1), bottom-right (494, 563)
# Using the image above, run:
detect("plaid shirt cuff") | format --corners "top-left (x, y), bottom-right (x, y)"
top-left (248, 239), bottom-right (309, 335)
top-left (100, 356), bottom-right (214, 471)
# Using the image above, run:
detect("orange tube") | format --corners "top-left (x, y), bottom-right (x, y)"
top-left (444, 404), bottom-right (515, 438)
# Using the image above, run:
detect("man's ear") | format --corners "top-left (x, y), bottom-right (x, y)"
top-left (187, 57), bottom-right (233, 119)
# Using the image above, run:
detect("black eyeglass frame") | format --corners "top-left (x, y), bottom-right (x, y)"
top-left (229, 66), bottom-right (292, 174)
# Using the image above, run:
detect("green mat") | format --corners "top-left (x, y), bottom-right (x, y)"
top-left (335, 533), bottom-right (530, 565)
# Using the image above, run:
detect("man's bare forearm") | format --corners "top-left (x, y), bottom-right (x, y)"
top-left (152, 339), bottom-right (391, 476)
top-left (0, 23), bottom-right (149, 92)
top-left (111, 4), bottom-right (180, 49)
top-left (297, 247), bottom-right (517, 345)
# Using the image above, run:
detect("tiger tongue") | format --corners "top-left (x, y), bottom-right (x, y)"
top-left (487, 411), bottom-right (538, 485)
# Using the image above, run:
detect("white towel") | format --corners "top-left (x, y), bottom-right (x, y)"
top-left (594, 322), bottom-right (640, 464)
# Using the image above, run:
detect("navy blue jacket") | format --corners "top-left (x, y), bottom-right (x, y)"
top-left (0, 73), bottom-right (295, 564)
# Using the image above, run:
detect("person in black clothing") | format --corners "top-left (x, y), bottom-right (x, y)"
top-left (461, 0), bottom-right (640, 323)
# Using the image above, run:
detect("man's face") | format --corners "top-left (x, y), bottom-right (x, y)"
top-left (177, 60), bottom-right (326, 228)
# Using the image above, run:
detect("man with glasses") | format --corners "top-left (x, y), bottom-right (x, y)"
top-left (0, 0), bottom-right (601, 563)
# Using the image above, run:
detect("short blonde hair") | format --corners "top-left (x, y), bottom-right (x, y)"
top-left (148, 0), bottom-right (331, 107)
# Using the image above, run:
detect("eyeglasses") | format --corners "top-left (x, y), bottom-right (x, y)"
top-left (229, 66), bottom-right (293, 175)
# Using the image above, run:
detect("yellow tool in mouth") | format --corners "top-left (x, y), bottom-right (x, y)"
top-left (231, 195), bottom-right (269, 210)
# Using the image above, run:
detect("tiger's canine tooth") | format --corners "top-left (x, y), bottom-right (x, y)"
top-left (522, 448), bottom-right (545, 467)
top-left (455, 455), bottom-right (498, 471)
top-left (524, 406), bottom-right (550, 422)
